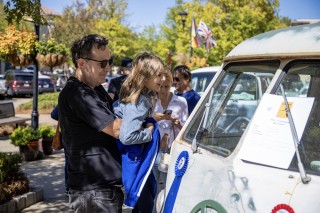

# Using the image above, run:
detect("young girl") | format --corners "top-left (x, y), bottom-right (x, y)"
top-left (113, 52), bottom-right (165, 212)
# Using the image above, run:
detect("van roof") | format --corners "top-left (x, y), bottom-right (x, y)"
top-left (39, 75), bottom-right (51, 79)
top-left (224, 23), bottom-right (320, 61)
top-left (191, 66), bottom-right (221, 73)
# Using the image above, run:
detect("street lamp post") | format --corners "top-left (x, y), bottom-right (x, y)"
top-left (179, 10), bottom-right (188, 28)
top-left (179, 10), bottom-right (193, 59)
top-left (31, 0), bottom-right (41, 129)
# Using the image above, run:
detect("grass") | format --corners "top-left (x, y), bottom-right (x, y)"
top-left (16, 92), bottom-right (58, 114)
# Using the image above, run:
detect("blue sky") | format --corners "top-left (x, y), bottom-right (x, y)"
top-left (41, 0), bottom-right (320, 32)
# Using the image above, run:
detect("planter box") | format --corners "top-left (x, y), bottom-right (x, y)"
top-left (36, 53), bottom-right (67, 67)
top-left (0, 189), bottom-right (43, 213)
top-left (5, 54), bottom-right (34, 66)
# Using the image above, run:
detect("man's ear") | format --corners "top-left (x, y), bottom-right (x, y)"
top-left (78, 59), bottom-right (85, 69)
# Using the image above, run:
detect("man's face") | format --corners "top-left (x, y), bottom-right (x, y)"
top-left (173, 72), bottom-right (189, 94)
top-left (81, 46), bottom-right (112, 87)
top-left (122, 68), bottom-right (131, 76)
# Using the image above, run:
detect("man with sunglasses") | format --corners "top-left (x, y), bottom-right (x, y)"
top-left (58, 34), bottom-right (123, 213)
top-left (108, 57), bottom-right (133, 101)
top-left (173, 65), bottom-right (201, 115)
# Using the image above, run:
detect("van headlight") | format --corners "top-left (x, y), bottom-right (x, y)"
top-left (156, 189), bottom-right (165, 213)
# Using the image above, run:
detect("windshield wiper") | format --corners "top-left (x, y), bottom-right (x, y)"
top-left (280, 85), bottom-right (311, 184)
top-left (192, 88), bottom-right (214, 153)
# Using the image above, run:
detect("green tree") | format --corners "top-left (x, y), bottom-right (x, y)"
top-left (0, 2), bottom-right (8, 31)
top-left (3, 0), bottom-right (46, 25)
top-left (162, 0), bottom-right (289, 68)
top-left (135, 25), bottom-right (171, 65)
top-left (52, 0), bottom-right (138, 66)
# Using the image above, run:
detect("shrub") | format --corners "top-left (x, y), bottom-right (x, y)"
top-left (0, 152), bottom-right (30, 204)
top-left (0, 153), bottom-right (22, 183)
top-left (0, 25), bottom-right (37, 59)
top-left (39, 125), bottom-right (55, 138)
top-left (9, 126), bottom-right (41, 146)
top-left (36, 36), bottom-right (68, 56)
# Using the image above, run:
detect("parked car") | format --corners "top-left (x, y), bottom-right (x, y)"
top-left (191, 66), bottom-right (220, 96)
top-left (38, 75), bottom-right (55, 94)
top-left (5, 69), bottom-right (34, 97)
top-left (0, 74), bottom-right (7, 99)
top-left (56, 74), bottom-right (67, 91)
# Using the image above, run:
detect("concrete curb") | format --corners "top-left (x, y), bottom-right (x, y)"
top-left (0, 188), bottom-right (43, 213)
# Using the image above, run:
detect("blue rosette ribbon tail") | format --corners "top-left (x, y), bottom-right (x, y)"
top-left (163, 151), bottom-right (189, 213)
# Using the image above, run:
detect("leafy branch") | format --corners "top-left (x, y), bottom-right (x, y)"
top-left (4, 0), bottom-right (47, 25)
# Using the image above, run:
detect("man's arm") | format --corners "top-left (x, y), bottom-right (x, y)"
top-left (102, 118), bottom-right (122, 139)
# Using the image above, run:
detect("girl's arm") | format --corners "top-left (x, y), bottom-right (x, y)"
top-left (120, 96), bottom-right (153, 145)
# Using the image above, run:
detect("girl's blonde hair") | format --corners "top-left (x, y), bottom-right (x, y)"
top-left (120, 52), bottom-right (165, 104)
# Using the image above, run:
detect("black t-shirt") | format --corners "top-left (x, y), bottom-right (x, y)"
top-left (108, 75), bottom-right (127, 101)
top-left (58, 77), bottom-right (122, 190)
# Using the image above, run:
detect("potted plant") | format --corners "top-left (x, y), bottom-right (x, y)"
top-left (36, 36), bottom-right (68, 68)
top-left (9, 126), bottom-right (41, 161)
top-left (39, 125), bottom-right (55, 155)
top-left (0, 26), bottom-right (68, 67)
top-left (0, 25), bottom-right (37, 66)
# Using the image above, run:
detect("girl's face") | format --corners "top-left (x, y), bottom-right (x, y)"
top-left (145, 71), bottom-right (165, 93)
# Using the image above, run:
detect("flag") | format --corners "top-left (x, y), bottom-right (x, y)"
top-left (197, 20), bottom-right (217, 52)
top-left (191, 17), bottom-right (202, 48)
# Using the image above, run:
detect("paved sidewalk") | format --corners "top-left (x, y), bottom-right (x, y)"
top-left (21, 151), bottom-right (72, 213)
top-left (0, 113), bottom-right (72, 212)
top-left (1, 113), bottom-right (132, 213)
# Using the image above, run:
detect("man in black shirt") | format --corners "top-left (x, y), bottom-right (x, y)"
top-left (108, 57), bottom-right (133, 101)
top-left (58, 34), bottom-right (123, 212)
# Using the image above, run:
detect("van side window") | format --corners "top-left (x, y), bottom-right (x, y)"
top-left (275, 62), bottom-right (320, 175)
top-left (183, 61), bottom-right (279, 157)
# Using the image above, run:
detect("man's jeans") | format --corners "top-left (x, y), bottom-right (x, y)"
top-left (69, 187), bottom-right (124, 213)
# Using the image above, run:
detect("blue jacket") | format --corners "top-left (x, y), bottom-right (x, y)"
top-left (117, 117), bottom-right (160, 208)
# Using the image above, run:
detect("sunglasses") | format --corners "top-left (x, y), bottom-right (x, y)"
top-left (82, 57), bottom-right (113, 68)
top-left (173, 77), bottom-right (180, 82)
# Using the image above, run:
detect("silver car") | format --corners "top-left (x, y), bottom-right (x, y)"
top-left (0, 74), bottom-right (7, 99)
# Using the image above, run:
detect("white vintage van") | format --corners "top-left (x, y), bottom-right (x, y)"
top-left (157, 23), bottom-right (320, 213)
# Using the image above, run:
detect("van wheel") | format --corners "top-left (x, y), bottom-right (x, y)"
top-left (191, 200), bottom-right (227, 213)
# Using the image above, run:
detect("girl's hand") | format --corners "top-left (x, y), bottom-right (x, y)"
top-left (146, 122), bottom-right (154, 133)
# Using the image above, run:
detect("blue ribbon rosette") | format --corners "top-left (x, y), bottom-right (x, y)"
top-left (163, 151), bottom-right (189, 213)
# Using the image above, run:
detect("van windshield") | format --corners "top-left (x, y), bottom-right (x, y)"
top-left (274, 61), bottom-right (320, 174)
top-left (184, 61), bottom-right (278, 157)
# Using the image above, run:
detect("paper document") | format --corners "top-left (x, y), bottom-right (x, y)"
top-left (238, 94), bottom-right (314, 169)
